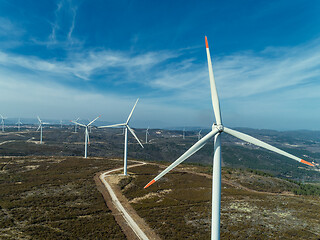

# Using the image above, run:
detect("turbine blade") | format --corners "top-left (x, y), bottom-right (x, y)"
top-left (87, 131), bottom-right (90, 145)
top-left (70, 121), bottom-right (86, 127)
top-left (144, 128), bottom-right (219, 188)
top-left (126, 98), bottom-right (139, 124)
top-left (224, 127), bottom-right (314, 167)
top-left (36, 125), bottom-right (41, 131)
top-left (88, 115), bottom-right (101, 126)
top-left (98, 123), bottom-right (126, 128)
top-left (37, 116), bottom-right (41, 123)
top-left (205, 36), bottom-right (222, 125)
top-left (127, 125), bottom-right (144, 148)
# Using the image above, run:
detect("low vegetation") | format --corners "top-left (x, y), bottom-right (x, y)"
top-left (0, 156), bottom-right (126, 239)
top-left (119, 164), bottom-right (320, 239)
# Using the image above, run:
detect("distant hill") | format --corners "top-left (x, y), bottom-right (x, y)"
top-left (0, 126), bottom-right (319, 182)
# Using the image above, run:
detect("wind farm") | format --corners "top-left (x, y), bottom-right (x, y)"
top-left (0, 1), bottom-right (320, 239)
top-left (99, 98), bottom-right (144, 175)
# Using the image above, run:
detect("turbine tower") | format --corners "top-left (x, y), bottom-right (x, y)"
top-left (16, 118), bottom-right (22, 131)
top-left (71, 115), bottom-right (101, 158)
top-left (183, 128), bottom-right (185, 139)
top-left (99, 98), bottom-right (144, 175)
top-left (1, 114), bottom-right (7, 132)
top-left (144, 37), bottom-right (314, 240)
top-left (37, 116), bottom-right (48, 144)
top-left (145, 127), bottom-right (150, 143)
top-left (60, 120), bottom-right (63, 128)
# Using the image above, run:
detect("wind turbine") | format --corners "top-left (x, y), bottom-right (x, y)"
top-left (0, 114), bottom-right (7, 132)
top-left (60, 120), bottom-right (63, 128)
top-left (16, 118), bottom-right (22, 131)
top-left (71, 115), bottom-right (101, 158)
top-left (183, 128), bottom-right (185, 139)
top-left (73, 117), bottom-right (80, 133)
top-left (144, 37), bottom-right (315, 240)
top-left (145, 127), bottom-right (150, 143)
top-left (99, 98), bottom-right (144, 175)
top-left (198, 129), bottom-right (202, 141)
top-left (89, 124), bottom-right (92, 133)
top-left (37, 116), bottom-right (49, 144)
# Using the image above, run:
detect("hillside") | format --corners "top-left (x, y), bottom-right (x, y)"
top-left (119, 163), bottom-right (320, 239)
top-left (1, 156), bottom-right (319, 239)
top-left (0, 126), bottom-right (319, 182)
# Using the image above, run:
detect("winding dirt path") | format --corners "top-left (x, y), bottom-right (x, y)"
top-left (94, 161), bottom-right (161, 240)
top-left (94, 161), bottom-right (298, 240)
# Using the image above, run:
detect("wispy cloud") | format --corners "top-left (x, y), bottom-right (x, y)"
top-left (67, 5), bottom-right (77, 44)
top-left (214, 40), bottom-right (320, 99)
top-left (47, 0), bottom-right (80, 47)
top-left (145, 38), bottom-right (320, 104)
top-left (0, 48), bottom-right (179, 81)
top-left (1, 34), bottom-right (320, 128)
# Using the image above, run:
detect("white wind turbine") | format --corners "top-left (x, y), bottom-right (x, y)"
top-left (71, 115), bottom-right (101, 158)
top-left (198, 129), bottom-right (202, 141)
top-left (37, 116), bottom-right (49, 144)
top-left (145, 127), bottom-right (150, 143)
top-left (99, 99), bottom-right (144, 175)
top-left (70, 115), bottom-right (101, 158)
top-left (16, 118), bottom-right (23, 131)
top-left (0, 114), bottom-right (7, 132)
top-left (73, 117), bottom-right (80, 133)
top-left (144, 37), bottom-right (314, 240)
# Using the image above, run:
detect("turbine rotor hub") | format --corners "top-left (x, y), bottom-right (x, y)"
top-left (214, 124), bottom-right (224, 132)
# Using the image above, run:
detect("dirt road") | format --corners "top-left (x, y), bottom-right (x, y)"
top-left (95, 161), bottom-right (161, 240)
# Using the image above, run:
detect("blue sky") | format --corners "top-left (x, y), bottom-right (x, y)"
top-left (0, 0), bottom-right (319, 129)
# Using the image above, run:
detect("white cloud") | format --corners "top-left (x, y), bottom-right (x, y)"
top-left (0, 36), bottom-right (320, 129)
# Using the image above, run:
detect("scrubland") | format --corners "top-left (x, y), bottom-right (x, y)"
top-left (119, 164), bottom-right (320, 240)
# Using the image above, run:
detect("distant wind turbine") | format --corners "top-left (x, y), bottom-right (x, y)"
top-left (86, 119), bottom-right (93, 133)
top-left (144, 37), bottom-right (315, 240)
top-left (73, 117), bottom-right (80, 133)
top-left (145, 127), bottom-right (150, 143)
top-left (99, 98), bottom-right (144, 175)
top-left (16, 118), bottom-right (22, 131)
top-left (37, 116), bottom-right (49, 144)
top-left (71, 115), bottom-right (101, 158)
top-left (60, 120), bottom-right (63, 128)
top-left (0, 114), bottom-right (7, 132)
top-left (198, 129), bottom-right (202, 141)
top-left (183, 128), bottom-right (185, 139)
